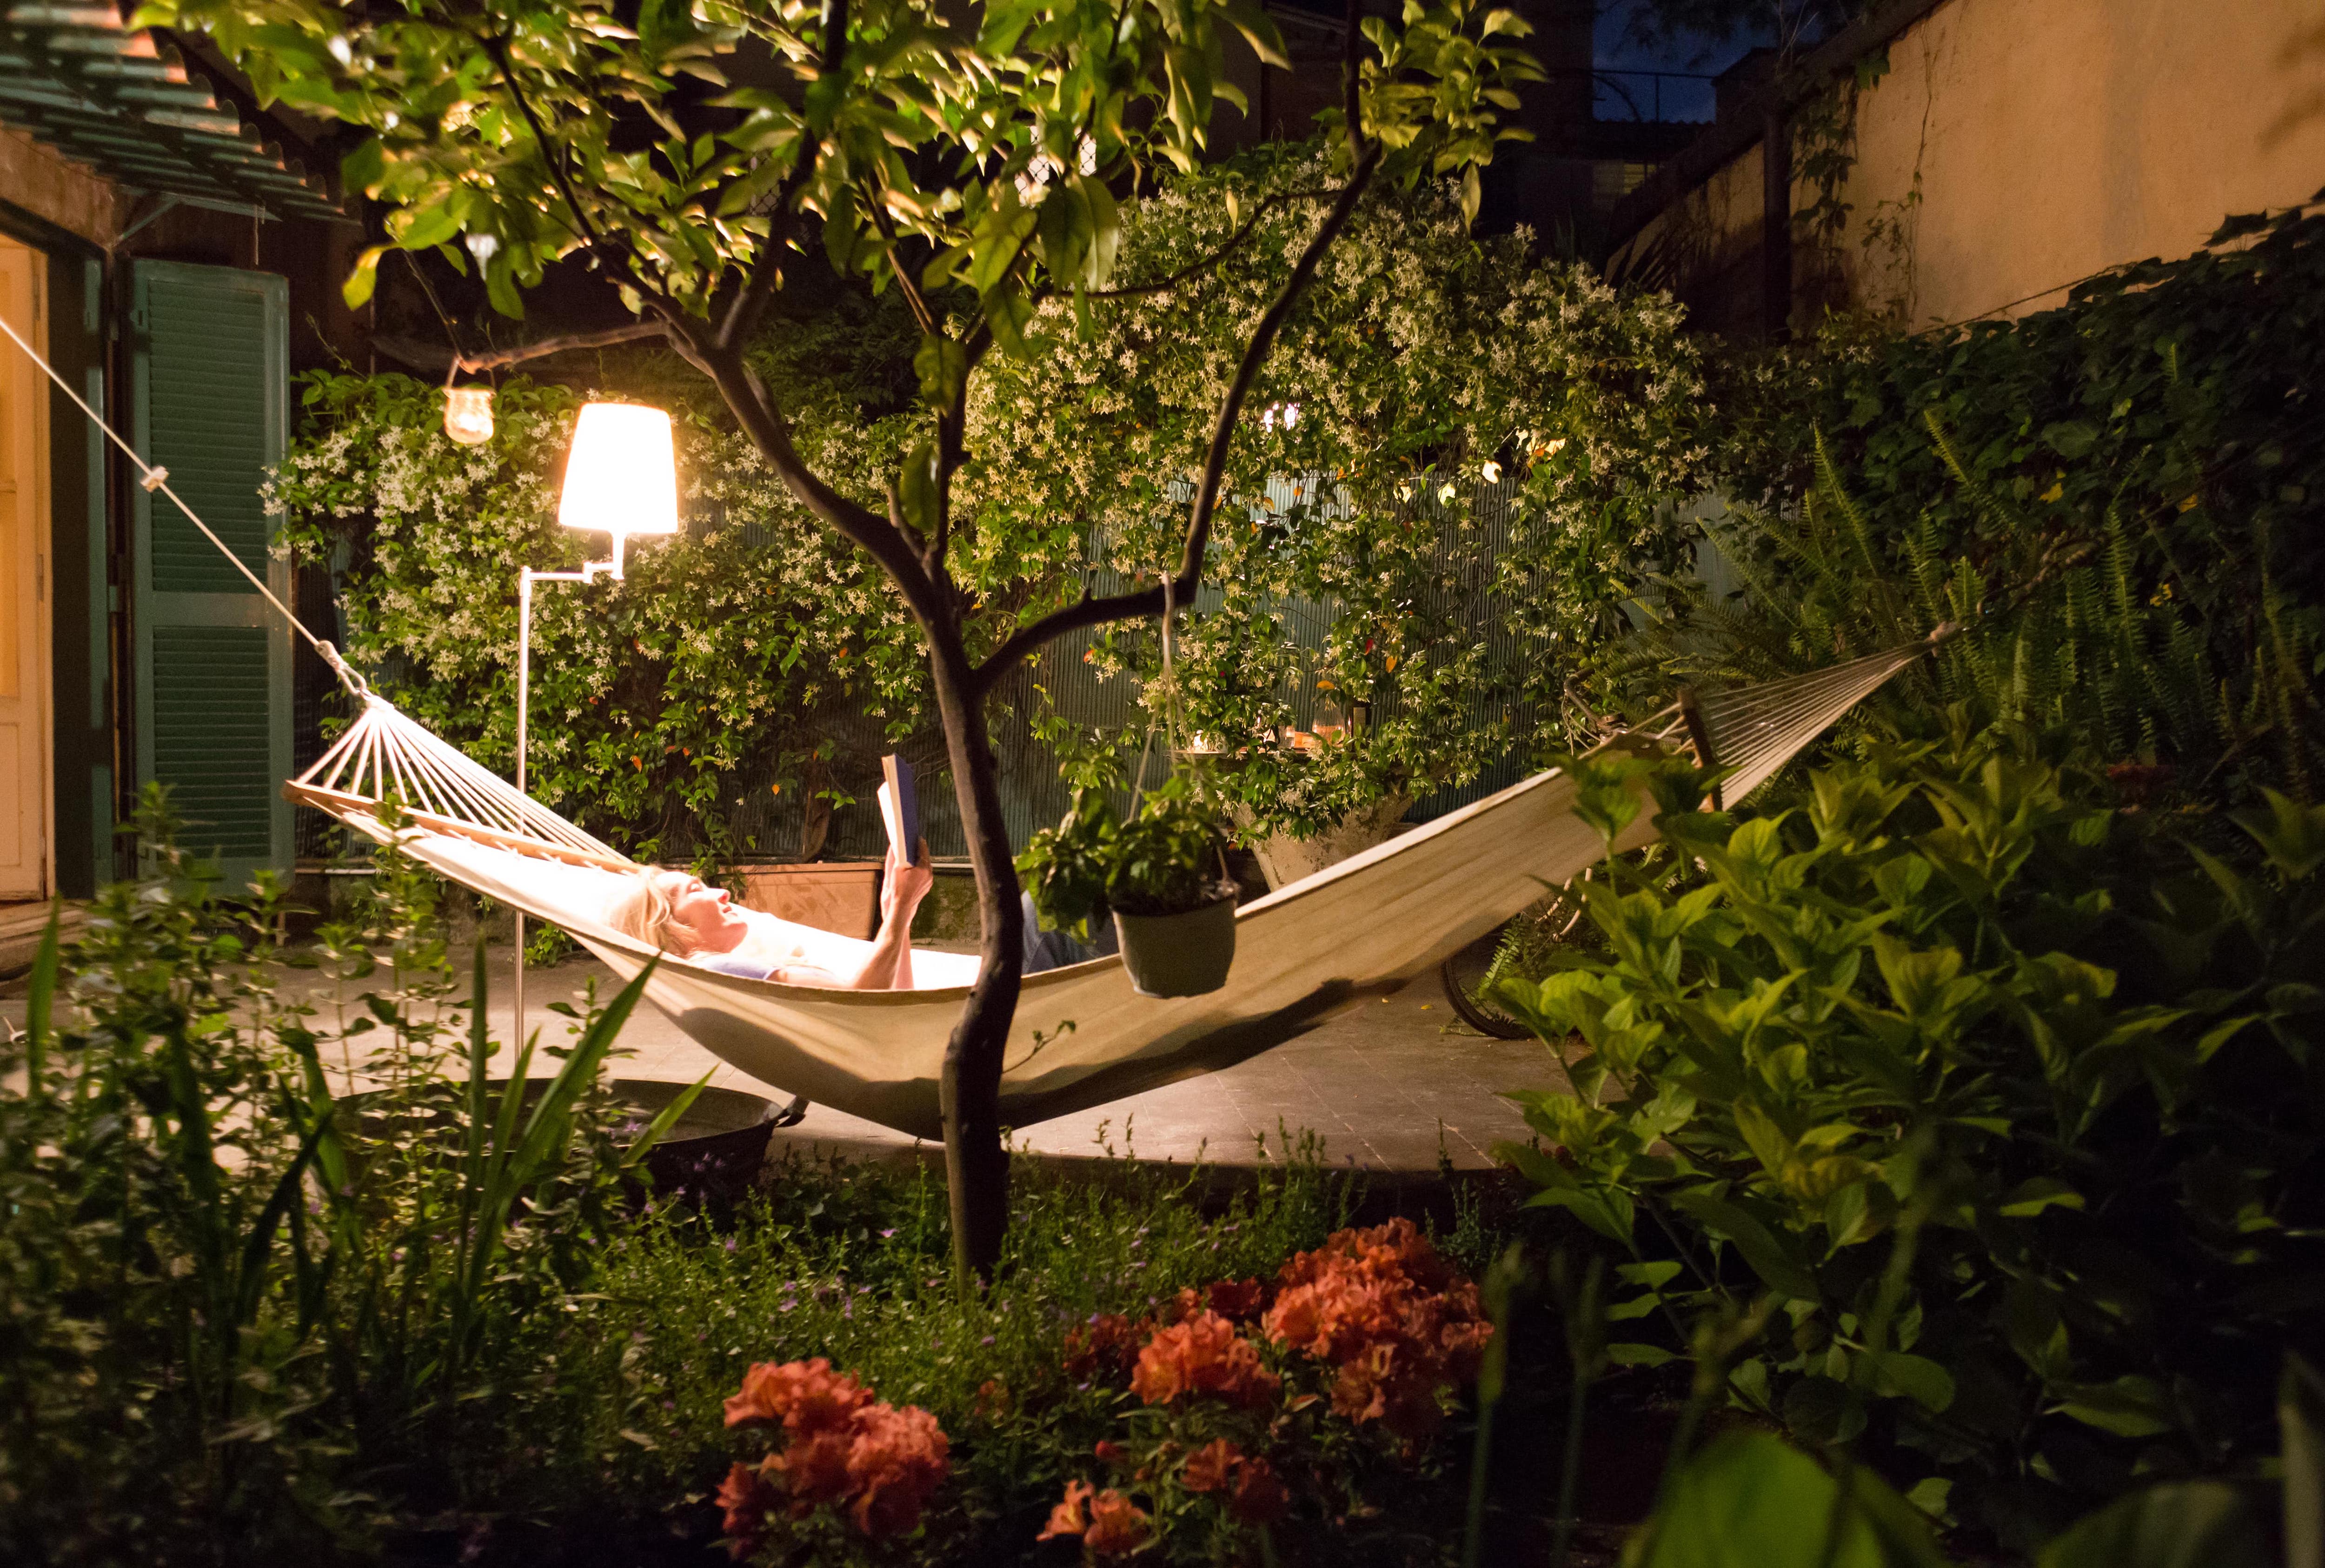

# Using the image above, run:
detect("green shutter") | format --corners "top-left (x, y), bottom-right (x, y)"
top-left (130, 260), bottom-right (292, 884)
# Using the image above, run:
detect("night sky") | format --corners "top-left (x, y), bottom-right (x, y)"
top-left (1592, 0), bottom-right (1764, 123)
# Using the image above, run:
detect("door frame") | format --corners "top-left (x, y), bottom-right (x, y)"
top-left (0, 237), bottom-right (56, 900)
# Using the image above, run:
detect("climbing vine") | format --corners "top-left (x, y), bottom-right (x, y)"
top-left (967, 146), bottom-right (1714, 836)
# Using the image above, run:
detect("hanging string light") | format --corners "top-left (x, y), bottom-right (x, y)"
top-left (443, 381), bottom-right (495, 445)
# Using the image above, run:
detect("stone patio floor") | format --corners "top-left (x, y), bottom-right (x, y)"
top-left (388, 946), bottom-right (1556, 1172)
top-left (3, 943), bottom-right (1565, 1173)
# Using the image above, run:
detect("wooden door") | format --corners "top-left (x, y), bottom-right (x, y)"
top-left (0, 242), bottom-right (51, 900)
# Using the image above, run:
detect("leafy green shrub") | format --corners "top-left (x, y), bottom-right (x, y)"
top-left (269, 371), bottom-right (925, 865)
top-left (0, 789), bottom-right (678, 1564)
top-left (970, 145), bottom-right (1712, 838)
top-left (1662, 207), bottom-right (2325, 807)
top-left (1489, 725), bottom-right (2323, 1552)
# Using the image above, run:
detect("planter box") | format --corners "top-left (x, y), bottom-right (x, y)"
top-left (1244, 795), bottom-right (1414, 891)
top-left (731, 860), bottom-right (884, 938)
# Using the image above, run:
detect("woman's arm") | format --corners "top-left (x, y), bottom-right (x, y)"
top-left (767, 842), bottom-right (932, 990)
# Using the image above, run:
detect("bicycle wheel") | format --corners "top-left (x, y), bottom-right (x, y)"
top-left (1438, 922), bottom-right (1531, 1040)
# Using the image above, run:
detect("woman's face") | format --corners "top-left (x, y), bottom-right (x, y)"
top-left (660, 872), bottom-right (750, 955)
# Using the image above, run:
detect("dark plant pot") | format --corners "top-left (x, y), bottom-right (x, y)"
top-left (343, 1078), bottom-right (779, 1209)
top-left (614, 1078), bottom-right (780, 1208)
top-left (1113, 897), bottom-right (1237, 998)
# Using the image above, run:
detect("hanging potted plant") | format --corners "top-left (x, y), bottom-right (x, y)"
top-left (1018, 773), bottom-right (1238, 998)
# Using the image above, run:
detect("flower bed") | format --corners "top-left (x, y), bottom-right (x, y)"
top-left (703, 1218), bottom-right (1495, 1565)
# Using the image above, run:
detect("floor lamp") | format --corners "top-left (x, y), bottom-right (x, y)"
top-left (512, 402), bottom-right (679, 1047)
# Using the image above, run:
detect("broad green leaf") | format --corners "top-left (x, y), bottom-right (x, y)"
top-left (343, 245), bottom-right (389, 309)
top-left (1672, 1191), bottom-right (1821, 1300)
top-left (2050, 1374), bottom-right (2176, 1437)
top-left (1638, 1432), bottom-right (1881, 1568)
top-left (1869, 1352), bottom-right (1954, 1413)
top-left (2035, 1482), bottom-right (2267, 1568)
top-left (1998, 1176), bottom-right (2085, 1218)
top-left (898, 438), bottom-right (941, 537)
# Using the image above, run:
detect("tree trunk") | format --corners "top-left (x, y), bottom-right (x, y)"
top-left (927, 630), bottom-right (1022, 1289)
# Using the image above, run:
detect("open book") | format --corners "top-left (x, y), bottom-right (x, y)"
top-left (876, 754), bottom-right (925, 866)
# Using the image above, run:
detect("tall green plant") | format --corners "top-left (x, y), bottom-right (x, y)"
top-left (1488, 728), bottom-right (2323, 1552)
top-left (1670, 207), bottom-right (2325, 806)
top-left (0, 788), bottom-right (688, 1561)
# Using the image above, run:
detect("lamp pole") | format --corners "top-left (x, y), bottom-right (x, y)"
top-left (513, 538), bottom-right (629, 1050)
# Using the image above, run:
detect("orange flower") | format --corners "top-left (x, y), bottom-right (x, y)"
top-left (715, 1461), bottom-right (778, 1561)
top-left (769, 1428), bottom-right (853, 1510)
top-left (1084, 1489), bottom-right (1153, 1556)
top-left (724, 1357), bottom-right (875, 1436)
top-left (1039, 1479), bottom-right (1094, 1541)
top-left (1230, 1455), bottom-right (1290, 1525)
top-left (725, 1361), bottom-right (949, 1541)
top-left (1182, 1438), bottom-right (1243, 1494)
top-left (1094, 1439), bottom-right (1133, 1471)
top-left (1131, 1311), bottom-right (1282, 1409)
top-left (846, 1402), bottom-right (950, 1539)
top-left (974, 1377), bottom-right (1011, 1418)
top-left (1262, 1221), bottom-right (1492, 1445)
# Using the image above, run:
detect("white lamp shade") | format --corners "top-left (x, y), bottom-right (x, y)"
top-left (558, 402), bottom-right (679, 537)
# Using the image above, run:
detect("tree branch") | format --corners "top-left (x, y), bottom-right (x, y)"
top-left (969, 0), bottom-right (1381, 697)
top-left (971, 153), bottom-right (1379, 693)
top-left (480, 29), bottom-right (604, 252)
top-left (921, 319), bottom-right (992, 585)
top-left (673, 320), bottom-right (949, 633)
top-left (1072, 186), bottom-right (1336, 301)
top-left (717, 0), bottom-right (846, 352)
top-left (451, 322), bottom-right (671, 374)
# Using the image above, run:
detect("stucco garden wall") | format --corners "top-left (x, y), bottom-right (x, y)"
top-left (1615, 0), bottom-right (2325, 332)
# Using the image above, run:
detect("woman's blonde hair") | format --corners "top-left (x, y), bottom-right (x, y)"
top-left (604, 869), bottom-right (697, 954)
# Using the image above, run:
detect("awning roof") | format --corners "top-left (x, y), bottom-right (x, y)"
top-left (0, 3), bottom-right (343, 222)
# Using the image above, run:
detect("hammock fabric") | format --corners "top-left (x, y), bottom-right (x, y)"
top-left (286, 634), bottom-right (1944, 1140)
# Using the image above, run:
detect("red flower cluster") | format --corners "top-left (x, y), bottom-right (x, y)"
top-left (1063, 1311), bottom-right (1143, 1384)
top-left (1154, 1275), bottom-right (1270, 1328)
top-left (1181, 1439), bottom-right (1289, 1524)
top-left (719, 1358), bottom-right (950, 1551)
top-left (1040, 1480), bottom-right (1153, 1557)
top-left (1129, 1310), bottom-right (1282, 1409)
top-left (1264, 1219), bottom-right (1492, 1442)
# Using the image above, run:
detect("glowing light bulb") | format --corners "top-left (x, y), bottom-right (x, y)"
top-left (443, 385), bottom-right (496, 445)
top-left (558, 403), bottom-right (679, 564)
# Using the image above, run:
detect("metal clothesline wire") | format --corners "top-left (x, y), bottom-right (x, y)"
top-left (0, 309), bottom-right (365, 696)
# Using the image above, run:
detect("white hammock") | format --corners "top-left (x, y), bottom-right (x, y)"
top-left (285, 636), bottom-right (1942, 1140)
top-left (0, 301), bottom-right (1942, 1139)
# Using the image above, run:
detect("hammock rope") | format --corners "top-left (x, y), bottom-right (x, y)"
top-left (0, 309), bottom-right (375, 701)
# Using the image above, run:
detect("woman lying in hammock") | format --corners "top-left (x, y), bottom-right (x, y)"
top-left (607, 840), bottom-right (935, 988)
